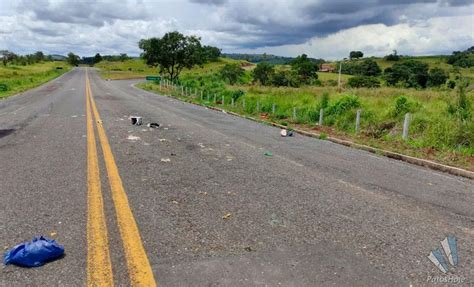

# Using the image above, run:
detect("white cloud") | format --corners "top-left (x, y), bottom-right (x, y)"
top-left (0, 0), bottom-right (472, 58)
top-left (231, 15), bottom-right (474, 59)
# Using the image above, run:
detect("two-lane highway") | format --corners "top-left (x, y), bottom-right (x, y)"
top-left (1, 68), bottom-right (473, 286)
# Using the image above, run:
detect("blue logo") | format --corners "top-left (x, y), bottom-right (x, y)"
top-left (427, 235), bottom-right (459, 273)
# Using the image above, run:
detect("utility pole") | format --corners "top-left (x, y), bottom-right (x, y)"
top-left (338, 61), bottom-right (342, 92)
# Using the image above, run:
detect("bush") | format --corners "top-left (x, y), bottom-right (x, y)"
top-left (447, 51), bottom-right (474, 68)
top-left (231, 89), bottom-right (245, 101)
top-left (427, 68), bottom-right (448, 87)
top-left (271, 70), bottom-right (300, 87)
top-left (220, 63), bottom-right (244, 85)
top-left (326, 95), bottom-right (360, 116)
top-left (392, 96), bottom-right (420, 117)
top-left (347, 76), bottom-right (381, 88)
top-left (384, 60), bottom-right (429, 88)
top-left (341, 59), bottom-right (381, 77)
top-left (253, 62), bottom-right (274, 85)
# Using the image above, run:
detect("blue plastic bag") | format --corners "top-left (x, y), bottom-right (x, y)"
top-left (3, 236), bottom-right (64, 267)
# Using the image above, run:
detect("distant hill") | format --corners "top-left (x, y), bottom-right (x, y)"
top-left (49, 54), bottom-right (67, 61)
top-left (223, 53), bottom-right (324, 65)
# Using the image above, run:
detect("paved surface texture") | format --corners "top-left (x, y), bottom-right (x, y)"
top-left (1, 67), bottom-right (473, 286)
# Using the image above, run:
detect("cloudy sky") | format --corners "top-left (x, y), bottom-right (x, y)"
top-left (0, 0), bottom-right (473, 59)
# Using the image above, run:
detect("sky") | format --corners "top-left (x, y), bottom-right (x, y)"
top-left (0, 0), bottom-right (473, 59)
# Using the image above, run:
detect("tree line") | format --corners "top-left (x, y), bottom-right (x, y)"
top-left (1, 50), bottom-right (50, 66)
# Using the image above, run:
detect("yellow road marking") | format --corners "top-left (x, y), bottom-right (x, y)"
top-left (86, 69), bottom-right (157, 286)
top-left (86, 70), bottom-right (114, 286)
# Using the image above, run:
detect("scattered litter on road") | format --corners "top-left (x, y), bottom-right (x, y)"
top-left (222, 213), bottom-right (232, 220)
top-left (269, 213), bottom-right (284, 227)
top-left (130, 116), bottom-right (143, 126)
top-left (198, 191), bottom-right (208, 196)
top-left (159, 139), bottom-right (166, 142)
top-left (71, 115), bottom-right (78, 118)
top-left (171, 200), bottom-right (179, 204)
top-left (170, 153), bottom-right (176, 156)
top-left (244, 246), bottom-right (255, 252)
top-left (50, 232), bottom-right (57, 237)
top-left (161, 158), bottom-right (171, 163)
top-left (141, 129), bottom-right (148, 132)
top-left (222, 110), bottom-right (227, 114)
top-left (147, 123), bottom-right (160, 129)
top-left (3, 237), bottom-right (64, 267)
top-left (280, 129), bottom-right (294, 137)
top-left (127, 135), bottom-right (140, 141)
top-left (264, 151), bottom-right (273, 157)
top-left (164, 127), bottom-right (169, 130)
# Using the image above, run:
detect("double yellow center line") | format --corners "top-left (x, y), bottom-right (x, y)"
top-left (85, 69), bottom-right (157, 286)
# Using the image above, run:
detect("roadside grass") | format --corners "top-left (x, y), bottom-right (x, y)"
top-left (0, 62), bottom-right (71, 99)
top-left (96, 57), bottom-right (245, 80)
top-left (98, 57), bottom-right (473, 169)
top-left (138, 76), bottom-right (473, 170)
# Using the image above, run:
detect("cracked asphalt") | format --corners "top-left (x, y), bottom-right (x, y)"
top-left (1, 68), bottom-right (473, 286)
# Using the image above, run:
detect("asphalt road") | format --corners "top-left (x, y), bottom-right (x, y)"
top-left (1, 67), bottom-right (473, 286)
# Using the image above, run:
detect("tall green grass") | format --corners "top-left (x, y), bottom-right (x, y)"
top-left (139, 68), bottom-right (473, 169)
top-left (0, 61), bottom-right (71, 98)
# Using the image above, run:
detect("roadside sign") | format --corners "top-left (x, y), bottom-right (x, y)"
top-left (146, 76), bottom-right (161, 81)
top-left (0, 84), bottom-right (7, 91)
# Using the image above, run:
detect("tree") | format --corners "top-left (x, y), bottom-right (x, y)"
top-left (290, 54), bottom-right (318, 84)
top-left (34, 51), bottom-right (44, 62)
top-left (139, 31), bottom-right (204, 81)
top-left (349, 51), bottom-right (364, 60)
top-left (340, 59), bottom-right (381, 76)
top-left (252, 62), bottom-right (274, 85)
top-left (67, 52), bottom-right (80, 66)
top-left (220, 63), bottom-right (244, 85)
top-left (93, 53), bottom-right (103, 64)
top-left (0, 50), bottom-right (15, 66)
top-left (427, 68), bottom-right (448, 87)
top-left (384, 60), bottom-right (429, 88)
top-left (202, 45), bottom-right (221, 62)
top-left (271, 70), bottom-right (299, 87)
top-left (357, 59), bottom-right (382, 76)
top-left (347, 76), bottom-right (380, 88)
top-left (384, 50), bottom-right (400, 61)
top-left (447, 51), bottom-right (474, 68)
top-left (119, 53), bottom-right (129, 62)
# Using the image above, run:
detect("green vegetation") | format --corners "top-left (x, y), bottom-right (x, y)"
top-left (67, 52), bottom-right (80, 66)
top-left (447, 47), bottom-right (474, 68)
top-left (220, 63), bottom-right (245, 85)
top-left (133, 57), bottom-right (473, 170)
top-left (139, 31), bottom-right (220, 81)
top-left (0, 61), bottom-right (71, 99)
top-left (96, 37), bottom-right (473, 170)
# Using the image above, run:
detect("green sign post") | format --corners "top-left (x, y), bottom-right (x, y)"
top-left (0, 84), bottom-right (7, 92)
top-left (146, 76), bottom-right (161, 81)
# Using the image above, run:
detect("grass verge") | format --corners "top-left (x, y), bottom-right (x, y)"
top-left (0, 62), bottom-right (71, 99)
top-left (137, 81), bottom-right (473, 171)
